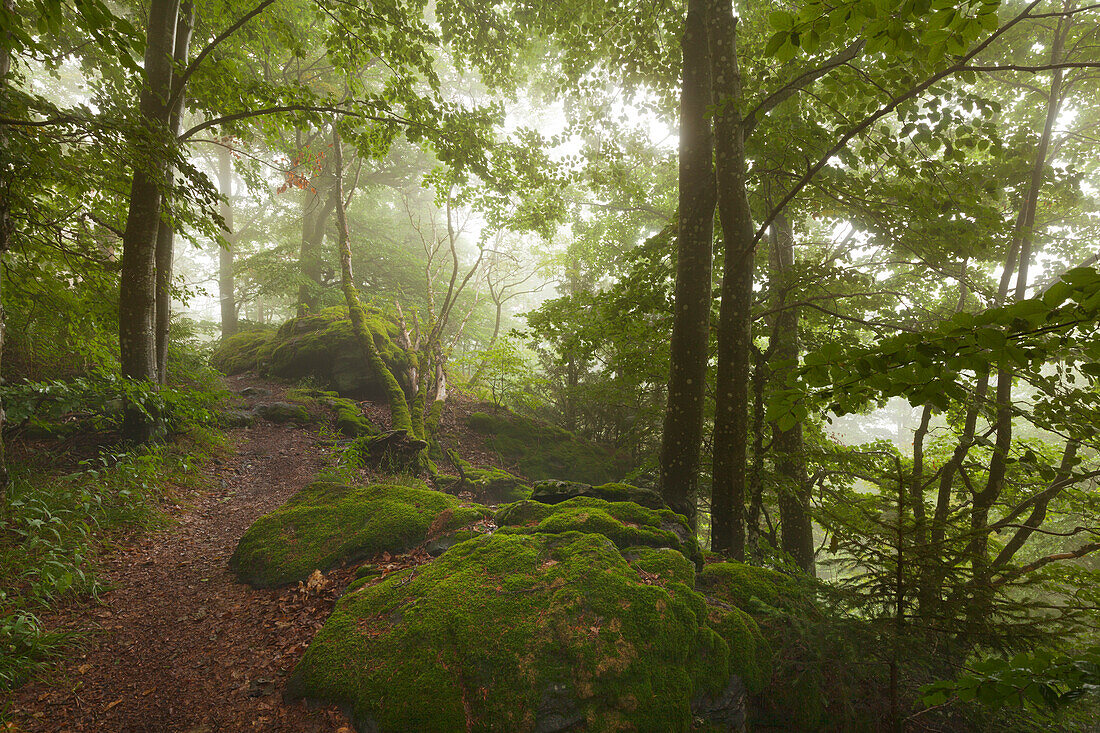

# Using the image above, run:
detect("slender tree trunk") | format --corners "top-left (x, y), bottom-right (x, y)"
top-left (709, 2), bottom-right (754, 558)
top-left (469, 300), bottom-right (504, 387)
top-left (119, 0), bottom-right (180, 441)
top-left (972, 4), bottom-right (1064, 589)
top-left (769, 213), bottom-right (814, 574)
top-left (297, 151), bottom-right (334, 315)
top-left (217, 144), bottom-right (238, 337)
top-left (0, 0), bottom-right (14, 492)
top-left (660, 0), bottom-right (714, 528)
top-left (332, 126), bottom-right (412, 433)
top-left (965, 7), bottom-right (1070, 632)
top-left (154, 2), bottom-right (193, 384)
top-left (746, 345), bottom-right (767, 554)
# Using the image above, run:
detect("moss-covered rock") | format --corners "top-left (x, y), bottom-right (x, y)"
top-left (285, 388), bottom-right (379, 437)
top-left (465, 410), bottom-right (631, 484)
top-left (494, 497), bottom-right (703, 568)
top-left (229, 480), bottom-right (490, 588)
top-left (210, 307), bottom-right (411, 400)
top-left (251, 401), bottom-right (310, 423)
top-left (446, 453), bottom-right (531, 504)
top-left (696, 562), bottom-right (788, 611)
top-left (289, 531), bottom-right (752, 732)
top-left (210, 328), bottom-right (277, 375)
top-left (624, 546), bottom-right (696, 587)
top-left (531, 479), bottom-right (667, 510)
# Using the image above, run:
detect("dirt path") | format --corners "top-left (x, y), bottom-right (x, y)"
top-left (8, 377), bottom-right (352, 732)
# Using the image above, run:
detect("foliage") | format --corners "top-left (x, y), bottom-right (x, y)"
top-left (0, 418), bottom-right (226, 690)
top-left (465, 409), bottom-right (632, 485)
top-left (923, 647), bottom-right (1100, 711)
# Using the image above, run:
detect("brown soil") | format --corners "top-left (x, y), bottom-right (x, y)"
top-left (6, 376), bottom-right (353, 733)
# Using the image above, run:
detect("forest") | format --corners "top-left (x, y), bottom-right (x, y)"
top-left (2, 0), bottom-right (1100, 729)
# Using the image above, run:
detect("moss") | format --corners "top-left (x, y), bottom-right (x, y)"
top-left (696, 562), bottom-right (788, 611)
top-left (531, 480), bottom-right (667, 510)
top-left (464, 410), bottom-right (631, 485)
top-left (252, 401), bottom-right (311, 423)
top-left (449, 454), bottom-right (532, 504)
top-left (289, 531), bottom-right (739, 731)
top-left (494, 497), bottom-right (703, 567)
top-left (705, 602), bottom-right (769, 694)
top-left (229, 480), bottom-right (490, 588)
top-left (624, 546), bottom-right (696, 587)
top-left (286, 388), bottom-right (380, 437)
top-left (210, 329), bottom-right (276, 375)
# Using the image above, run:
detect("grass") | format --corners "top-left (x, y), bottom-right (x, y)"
top-left (0, 424), bottom-right (227, 695)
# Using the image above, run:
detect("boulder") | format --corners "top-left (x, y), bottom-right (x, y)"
top-left (531, 479), bottom-right (667, 510)
top-left (251, 401), bottom-right (310, 423)
top-left (288, 530), bottom-right (759, 731)
top-left (210, 307), bottom-right (411, 400)
top-left (218, 409), bottom-right (255, 428)
top-left (495, 496), bottom-right (703, 568)
top-left (229, 480), bottom-right (490, 588)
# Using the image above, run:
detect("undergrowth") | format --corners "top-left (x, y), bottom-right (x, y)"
top-left (0, 404), bottom-right (227, 696)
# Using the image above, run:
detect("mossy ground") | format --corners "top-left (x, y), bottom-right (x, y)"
top-left (289, 531), bottom-right (747, 732)
top-left (229, 480), bottom-right (489, 588)
top-left (210, 308), bottom-right (410, 400)
top-left (465, 410), bottom-right (632, 484)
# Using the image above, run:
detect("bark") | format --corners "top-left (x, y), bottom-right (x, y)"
top-left (154, 2), bottom-right (193, 384)
top-left (217, 144), bottom-right (237, 337)
top-left (119, 0), bottom-right (180, 441)
top-left (769, 213), bottom-right (814, 574)
top-left (659, 0), bottom-right (714, 528)
top-left (709, 2), bottom-right (754, 558)
top-left (332, 126), bottom-right (413, 433)
top-left (745, 345), bottom-right (767, 554)
top-left (0, 0), bottom-right (14, 492)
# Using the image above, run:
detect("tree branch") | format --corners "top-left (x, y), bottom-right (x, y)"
top-left (742, 39), bottom-right (865, 139)
top-left (167, 0), bottom-right (277, 111)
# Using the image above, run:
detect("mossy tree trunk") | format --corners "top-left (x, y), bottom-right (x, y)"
top-left (659, 0), bottom-right (713, 529)
top-left (154, 2), bottom-right (193, 384)
top-left (708, 1), bottom-right (753, 558)
top-left (119, 0), bottom-right (180, 441)
top-left (331, 125), bottom-right (414, 434)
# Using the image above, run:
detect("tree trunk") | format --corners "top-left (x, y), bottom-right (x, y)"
top-left (967, 4), bottom-right (1069, 606)
top-left (709, 2), bottom-right (754, 558)
top-left (154, 2), bottom-right (193, 384)
top-left (659, 0), bottom-right (714, 528)
top-left (217, 144), bottom-right (237, 338)
top-left (769, 212), bottom-right (815, 574)
top-left (469, 300), bottom-right (504, 387)
top-left (297, 150), bottom-right (334, 316)
top-left (0, 0), bottom-right (14, 493)
top-left (332, 126), bottom-right (413, 433)
top-left (119, 0), bottom-right (180, 441)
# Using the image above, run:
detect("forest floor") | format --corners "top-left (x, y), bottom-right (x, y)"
top-left (5, 376), bottom-right (357, 733)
